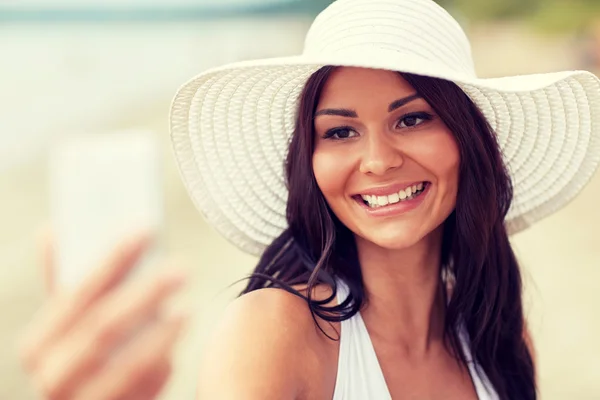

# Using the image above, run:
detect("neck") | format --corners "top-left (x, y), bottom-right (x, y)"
top-left (355, 226), bottom-right (446, 358)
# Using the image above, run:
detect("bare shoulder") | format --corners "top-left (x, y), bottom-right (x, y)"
top-left (197, 286), bottom-right (339, 400)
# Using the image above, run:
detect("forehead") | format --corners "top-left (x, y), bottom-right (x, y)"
top-left (317, 67), bottom-right (416, 106)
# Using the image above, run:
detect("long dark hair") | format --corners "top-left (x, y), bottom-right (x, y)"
top-left (241, 66), bottom-right (536, 400)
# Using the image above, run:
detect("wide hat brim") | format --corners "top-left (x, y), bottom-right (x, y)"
top-left (170, 52), bottom-right (600, 256)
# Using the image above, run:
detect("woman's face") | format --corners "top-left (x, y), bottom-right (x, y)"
top-left (312, 67), bottom-right (460, 250)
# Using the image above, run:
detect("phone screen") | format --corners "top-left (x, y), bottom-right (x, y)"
top-left (48, 130), bottom-right (164, 290)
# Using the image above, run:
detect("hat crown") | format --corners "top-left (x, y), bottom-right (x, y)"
top-left (303, 0), bottom-right (476, 77)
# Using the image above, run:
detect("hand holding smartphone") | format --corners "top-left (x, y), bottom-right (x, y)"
top-left (16, 130), bottom-right (188, 399)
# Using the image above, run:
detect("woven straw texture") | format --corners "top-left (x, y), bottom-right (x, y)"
top-left (170, 0), bottom-right (600, 256)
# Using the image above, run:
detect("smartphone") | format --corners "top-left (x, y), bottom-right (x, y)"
top-left (48, 129), bottom-right (164, 290)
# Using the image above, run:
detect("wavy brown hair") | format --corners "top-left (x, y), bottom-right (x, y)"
top-left (241, 66), bottom-right (536, 400)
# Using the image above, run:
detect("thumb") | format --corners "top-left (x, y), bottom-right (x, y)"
top-left (35, 223), bottom-right (56, 297)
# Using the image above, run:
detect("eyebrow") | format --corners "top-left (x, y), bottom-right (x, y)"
top-left (388, 93), bottom-right (421, 112)
top-left (314, 93), bottom-right (421, 118)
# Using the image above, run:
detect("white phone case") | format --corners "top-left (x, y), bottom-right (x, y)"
top-left (48, 130), bottom-right (164, 290)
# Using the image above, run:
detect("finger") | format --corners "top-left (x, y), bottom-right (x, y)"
top-left (38, 268), bottom-right (187, 390)
top-left (18, 224), bottom-right (56, 371)
top-left (75, 229), bottom-right (156, 306)
top-left (35, 223), bottom-right (55, 297)
top-left (120, 360), bottom-right (172, 400)
top-left (73, 311), bottom-right (188, 400)
top-left (18, 230), bottom-right (155, 372)
top-left (81, 266), bottom-right (187, 350)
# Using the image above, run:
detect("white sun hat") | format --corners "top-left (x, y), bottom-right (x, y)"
top-left (170, 0), bottom-right (600, 256)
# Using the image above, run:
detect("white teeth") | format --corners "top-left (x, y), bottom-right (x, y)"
top-left (360, 182), bottom-right (427, 208)
top-left (377, 196), bottom-right (388, 206)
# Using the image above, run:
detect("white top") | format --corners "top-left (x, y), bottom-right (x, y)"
top-left (332, 282), bottom-right (499, 400)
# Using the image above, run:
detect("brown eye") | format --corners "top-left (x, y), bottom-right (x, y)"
top-left (396, 112), bottom-right (433, 129)
top-left (323, 127), bottom-right (359, 140)
top-left (403, 116), bottom-right (420, 127)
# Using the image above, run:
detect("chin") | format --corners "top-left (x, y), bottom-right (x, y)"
top-left (358, 227), bottom-right (425, 250)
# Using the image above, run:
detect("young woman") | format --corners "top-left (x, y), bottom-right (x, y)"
top-left (19, 0), bottom-right (600, 399)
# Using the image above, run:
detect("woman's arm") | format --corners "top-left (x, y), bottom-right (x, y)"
top-left (197, 288), bottom-right (316, 399)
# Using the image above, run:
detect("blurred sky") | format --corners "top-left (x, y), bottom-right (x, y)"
top-left (3, 0), bottom-right (287, 6)
top-left (0, 0), bottom-right (320, 18)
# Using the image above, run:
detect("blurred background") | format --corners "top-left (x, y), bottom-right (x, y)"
top-left (1, 0), bottom-right (599, 399)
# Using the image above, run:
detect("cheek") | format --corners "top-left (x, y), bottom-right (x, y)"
top-left (422, 132), bottom-right (460, 206)
top-left (408, 129), bottom-right (459, 179)
top-left (440, 138), bottom-right (460, 191)
top-left (312, 147), bottom-right (354, 199)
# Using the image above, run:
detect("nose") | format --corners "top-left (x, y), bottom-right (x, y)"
top-left (359, 132), bottom-right (404, 175)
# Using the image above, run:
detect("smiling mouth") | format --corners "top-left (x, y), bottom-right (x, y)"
top-left (354, 182), bottom-right (430, 209)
